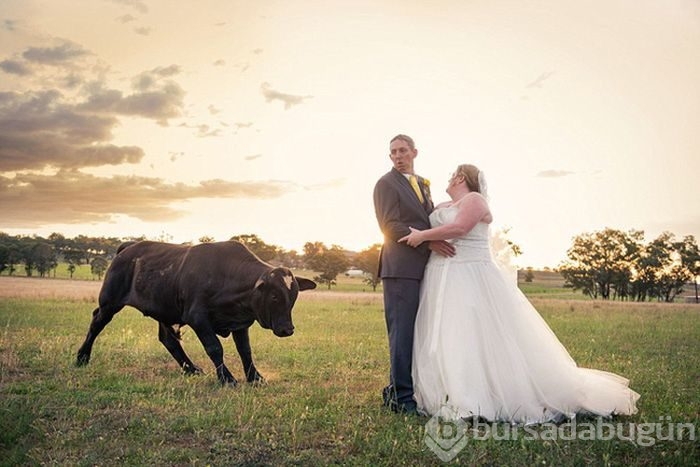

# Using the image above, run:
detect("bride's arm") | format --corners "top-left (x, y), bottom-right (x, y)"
top-left (399, 194), bottom-right (489, 247)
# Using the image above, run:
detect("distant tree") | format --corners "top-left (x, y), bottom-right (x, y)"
top-left (524, 267), bottom-right (535, 283)
top-left (63, 247), bottom-right (85, 266)
top-left (678, 235), bottom-right (700, 303)
top-left (67, 262), bottom-right (77, 279)
top-left (73, 235), bottom-right (92, 264)
top-left (0, 236), bottom-right (21, 276)
top-left (20, 240), bottom-right (37, 277)
top-left (277, 249), bottom-right (303, 269)
top-left (303, 242), bottom-right (349, 289)
top-left (48, 232), bottom-right (68, 254)
top-left (355, 244), bottom-right (382, 291)
top-left (156, 231), bottom-right (173, 243)
top-left (559, 228), bottom-right (643, 300)
top-left (0, 244), bottom-right (9, 275)
top-left (21, 241), bottom-right (56, 278)
top-left (199, 235), bottom-right (216, 243)
top-left (647, 232), bottom-right (694, 303)
top-left (302, 242), bottom-right (324, 266)
top-left (230, 234), bottom-right (280, 262)
top-left (90, 257), bottom-right (109, 280)
top-left (98, 237), bottom-right (124, 260)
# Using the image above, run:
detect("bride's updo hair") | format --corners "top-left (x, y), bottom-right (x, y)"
top-left (456, 164), bottom-right (481, 193)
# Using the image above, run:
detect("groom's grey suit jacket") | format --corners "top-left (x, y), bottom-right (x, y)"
top-left (373, 168), bottom-right (434, 279)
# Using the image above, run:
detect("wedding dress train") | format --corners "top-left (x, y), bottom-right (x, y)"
top-left (412, 206), bottom-right (639, 423)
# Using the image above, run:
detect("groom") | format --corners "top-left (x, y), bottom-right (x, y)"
top-left (373, 134), bottom-right (454, 414)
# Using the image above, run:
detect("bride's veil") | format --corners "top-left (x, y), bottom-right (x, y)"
top-left (479, 170), bottom-right (518, 284)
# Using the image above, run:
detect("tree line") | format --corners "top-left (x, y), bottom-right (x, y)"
top-left (3, 228), bottom-right (698, 301)
top-left (0, 232), bottom-right (382, 290)
top-left (559, 228), bottom-right (700, 302)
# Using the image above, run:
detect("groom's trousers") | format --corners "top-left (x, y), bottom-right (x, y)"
top-left (382, 277), bottom-right (421, 408)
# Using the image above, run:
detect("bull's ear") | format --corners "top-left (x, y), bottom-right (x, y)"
top-left (296, 276), bottom-right (316, 291)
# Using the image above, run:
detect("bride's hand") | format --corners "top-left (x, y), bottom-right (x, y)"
top-left (399, 227), bottom-right (425, 247)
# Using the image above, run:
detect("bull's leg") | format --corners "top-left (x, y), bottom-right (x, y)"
top-left (157, 323), bottom-right (202, 375)
top-left (189, 316), bottom-right (237, 386)
top-left (76, 303), bottom-right (123, 366)
top-left (232, 328), bottom-right (264, 383)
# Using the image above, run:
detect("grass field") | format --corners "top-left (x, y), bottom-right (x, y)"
top-left (1, 279), bottom-right (698, 465)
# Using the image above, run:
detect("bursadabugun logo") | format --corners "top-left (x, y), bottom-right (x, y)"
top-left (423, 406), bottom-right (469, 462)
top-left (424, 407), bottom-right (697, 462)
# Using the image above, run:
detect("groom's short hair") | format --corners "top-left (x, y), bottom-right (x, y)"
top-left (390, 134), bottom-right (415, 151)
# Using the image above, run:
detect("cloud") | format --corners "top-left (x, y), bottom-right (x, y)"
top-left (0, 59), bottom-right (32, 76)
top-left (107, 0), bottom-right (148, 14)
top-left (235, 122), bottom-right (253, 129)
top-left (3, 19), bottom-right (17, 31)
top-left (132, 65), bottom-right (181, 91)
top-left (178, 122), bottom-right (224, 138)
top-left (526, 71), bottom-right (556, 89)
top-left (169, 151), bottom-right (184, 162)
top-left (195, 124), bottom-right (221, 138)
top-left (245, 154), bottom-right (262, 161)
top-left (116, 14), bottom-right (137, 24)
top-left (63, 73), bottom-right (83, 89)
top-left (260, 82), bottom-right (313, 109)
top-left (208, 104), bottom-right (221, 115)
top-left (78, 79), bottom-right (185, 125)
top-left (536, 170), bottom-right (575, 178)
top-left (0, 58), bottom-right (185, 172)
top-left (213, 59), bottom-right (226, 66)
top-left (134, 26), bottom-right (151, 36)
top-left (0, 90), bottom-right (146, 171)
top-left (0, 171), bottom-right (301, 226)
top-left (0, 40), bottom-right (105, 87)
top-left (22, 41), bottom-right (90, 65)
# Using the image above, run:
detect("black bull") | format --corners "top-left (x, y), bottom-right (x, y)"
top-left (76, 240), bottom-right (316, 385)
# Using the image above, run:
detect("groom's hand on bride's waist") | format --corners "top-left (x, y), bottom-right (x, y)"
top-left (428, 240), bottom-right (456, 257)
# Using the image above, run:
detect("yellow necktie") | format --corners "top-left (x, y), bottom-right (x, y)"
top-left (409, 175), bottom-right (424, 204)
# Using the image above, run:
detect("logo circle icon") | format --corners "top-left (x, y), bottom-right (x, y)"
top-left (424, 406), bottom-right (469, 462)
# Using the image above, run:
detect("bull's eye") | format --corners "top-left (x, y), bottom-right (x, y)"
top-left (270, 293), bottom-right (279, 303)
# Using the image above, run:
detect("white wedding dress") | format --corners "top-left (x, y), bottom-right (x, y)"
top-left (412, 206), bottom-right (640, 423)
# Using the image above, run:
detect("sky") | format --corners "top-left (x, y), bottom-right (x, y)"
top-left (0, 0), bottom-right (698, 268)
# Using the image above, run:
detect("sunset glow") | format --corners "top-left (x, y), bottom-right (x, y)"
top-left (1, 0), bottom-right (698, 267)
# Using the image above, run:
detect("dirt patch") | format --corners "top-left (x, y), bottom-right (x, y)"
top-left (0, 276), bottom-right (101, 300)
top-left (0, 276), bottom-right (383, 303)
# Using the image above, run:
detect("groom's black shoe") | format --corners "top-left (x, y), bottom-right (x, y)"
top-left (382, 386), bottom-right (422, 416)
top-left (382, 385), bottom-right (397, 409)
top-left (395, 402), bottom-right (420, 416)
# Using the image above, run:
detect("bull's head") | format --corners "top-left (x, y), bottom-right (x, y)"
top-left (251, 267), bottom-right (316, 337)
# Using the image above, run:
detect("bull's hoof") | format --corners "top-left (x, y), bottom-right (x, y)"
top-left (216, 365), bottom-right (238, 387)
top-left (219, 377), bottom-right (238, 387)
top-left (247, 372), bottom-right (265, 385)
top-left (76, 353), bottom-right (90, 367)
top-left (182, 364), bottom-right (203, 375)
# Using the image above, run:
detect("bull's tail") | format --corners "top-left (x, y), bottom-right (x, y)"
top-left (117, 241), bottom-right (138, 254)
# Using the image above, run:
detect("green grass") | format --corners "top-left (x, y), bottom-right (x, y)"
top-left (1, 263), bottom-right (99, 281)
top-left (1, 296), bottom-right (698, 466)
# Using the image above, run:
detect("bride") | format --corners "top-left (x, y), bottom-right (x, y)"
top-left (399, 164), bottom-right (639, 423)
